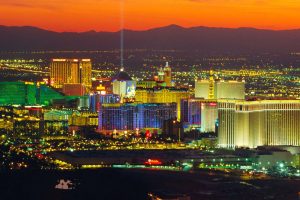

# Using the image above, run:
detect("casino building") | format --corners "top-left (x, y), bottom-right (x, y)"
top-left (180, 98), bottom-right (218, 133)
top-left (98, 103), bottom-right (177, 133)
top-left (195, 70), bottom-right (245, 100)
top-left (112, 68), bottom-right (136, 102)
top-left (135, 87), bottom-right (189, 121)
top-left (218, 100), bottom-right (300, 149)
top-left (50, 59), bottom-right (92, 89)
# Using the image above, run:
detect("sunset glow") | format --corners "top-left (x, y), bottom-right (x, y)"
top-left (0, 0), bottom-right (300, 32)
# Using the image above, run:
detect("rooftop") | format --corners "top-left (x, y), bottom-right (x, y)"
top-left (112, 71), bottom-right (132, 81)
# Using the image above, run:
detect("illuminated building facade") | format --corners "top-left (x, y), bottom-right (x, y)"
top-left (154, 62), bottom-right (172, 87)
top-left (98, 103), bottom-right (177, 132)
top-left (50, 59), bottom-right (92, 89)
top-left (99, 104), bottom-right (135, 131)
top-left (195, 79), bottom-right (245, 100)
top-left (181, 99), bottom-right (218, 132)
top-left (135, 103), bottom-right (177, 130)
top-left (201, 101), bottom-right (218, 133)
top-left (70, 112), bottom-right (98, 126)
top-left (92, 78), bottom-right (113, 94)
top-left (158, 67), bottom-right (165, 82)
top-left (44, 109), bottom-right (77, 122)
top-left (215, 80), bottom-right (245, 100)
top-left (44, 109), bottom-right (98, 131)
top-left (0, 106), bottom-right (71, 138)
top-left (0, 105), bottom-right (70, 138)
top-left (37, 84), bottom-right (65, 106)
top-left (195, 70), bottom-right (215, 99)
top-left (89, 93), bottom-right (120, 113)
top-left (195, 80), bottom-right (211, 99)
top-left (78, 95), bottom-right (90, 110)
top-left (0, 82), bottom-right (36, 105)
top-left (62, 83), bottom-right (86, 96)
top-left (181, 99), bottom-right (201, 127)
top-left (112, 68), bottom-right (136, 102)
top-left (218, 100), bottom-right (300, 149)
top-left (136, 80), bottom-right (157, 89)
top-left (0, 82), bottom-right (67, 106)
top-left (135, 87), bottom-right (189, 120)
top-left (163, 62), bottom-right (172, 87)
top-left (0, 106), bottom-right (18, 133)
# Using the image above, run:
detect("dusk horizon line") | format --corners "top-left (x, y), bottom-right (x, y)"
top-left (1, 24), bottom-right (300, 33)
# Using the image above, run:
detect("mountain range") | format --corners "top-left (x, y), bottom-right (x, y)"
top-left (1, 24), bottom-right (300, 53)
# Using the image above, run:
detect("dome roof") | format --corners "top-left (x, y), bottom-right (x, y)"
top-left (112, 71), bottom-right (132, 81)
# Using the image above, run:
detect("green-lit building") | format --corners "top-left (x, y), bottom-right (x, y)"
top-left (0, 82), bottom-right (66, 106)
top-left (0, 82), bottom-right (37, 105)
top-left (37, 84), bottom-right (65, 106)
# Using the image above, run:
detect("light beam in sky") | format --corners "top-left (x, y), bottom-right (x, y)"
top-left (120, 0), bottom-right (124, 68)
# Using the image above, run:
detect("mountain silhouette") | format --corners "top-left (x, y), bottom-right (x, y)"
top-left (1, 24), bottom-right (300, 53)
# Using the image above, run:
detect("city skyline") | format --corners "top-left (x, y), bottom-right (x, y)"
top-left (1, 1), bottom-right (300, 199)
top-left (1, 0), bottom-right (300, 32)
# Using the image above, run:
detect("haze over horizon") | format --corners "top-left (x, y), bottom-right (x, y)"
top-left (1, 0), bottom-right (300, 32)
top-left (2, 24), bottom-right (300, 33)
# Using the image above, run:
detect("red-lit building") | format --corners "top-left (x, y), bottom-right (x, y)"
top-left (63, 83), bottom-right (86, 96)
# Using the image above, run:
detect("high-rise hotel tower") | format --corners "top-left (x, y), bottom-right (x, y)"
top-left (195, 70), bottom-right (245, 100)
top-left (50, 59), bottom-right (92, 89)
top-left (218, 100), bottom-right (300, 149)
top-left (163, 62), bottom-right (172, 87)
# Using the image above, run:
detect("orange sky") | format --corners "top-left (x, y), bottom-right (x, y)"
top-left (0, 0), bottom-right (300, 32)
